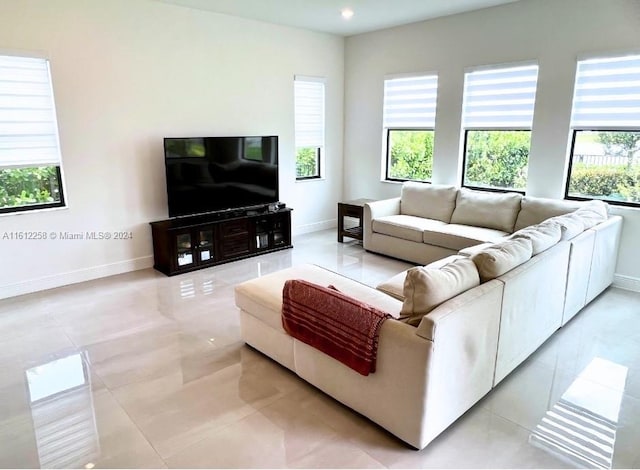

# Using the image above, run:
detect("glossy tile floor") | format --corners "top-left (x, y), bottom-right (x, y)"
top-left (1, 229), bottom-right (639, 468)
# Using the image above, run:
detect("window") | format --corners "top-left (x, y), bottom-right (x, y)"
top-left (0, 54), bottom-right (65, 214)
top-left (383, 74), bottom-right (437, 182)
top-left (565, 54), bottom-right (640, 206)
top-left (294, 76), bottom-right (324, 179)
top-left (461, 64), bottom-right (539, 192)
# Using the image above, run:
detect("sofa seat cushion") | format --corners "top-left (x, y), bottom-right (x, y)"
top-left (235, 264), bottom-right (402, 333)
top-left (508, 219), bottom-right (562, 255)
top-left (423, 224), bottom-right (508, 251)
top-left (450, 188), bottom-right (522, 232)
top-left (399, 257), bottom-right (480, 326)
top-left (376, 255), bottom-right (466, 301)
top-left (372, 215), bottom-right (447, 243)
top-left (471, 237), bottom-right (533, 282)
top-left (400, 182), bottom-right (458, 222)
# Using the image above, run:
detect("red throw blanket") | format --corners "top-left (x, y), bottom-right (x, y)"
top-left (281, 279), bottom-right (391, 376)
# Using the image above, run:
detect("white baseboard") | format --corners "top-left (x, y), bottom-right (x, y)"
top-left (0, 221), bottom-right (335, 299)
top-left (613, 274), bottom-right (640, 293)
top-left (293, 219), bottom-right (336, 236)
top-left (0, 256), bottom-right (154, 300)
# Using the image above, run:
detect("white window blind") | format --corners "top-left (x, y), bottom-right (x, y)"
top-left (571, 54), bottom-right (640, 129)
top-left (0, 55), bottom-right (62, 169)
top-left (383, 75), bottom-right (438, 128)
top-left (462, 64), bottom-right (539, 129)
top-left (294, 76), bottom-right (324, 148)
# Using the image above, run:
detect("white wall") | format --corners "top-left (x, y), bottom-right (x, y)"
top-left (344, 0), bottom-right (640, 288)
top-left (0, 0), bottom-right (344, 298)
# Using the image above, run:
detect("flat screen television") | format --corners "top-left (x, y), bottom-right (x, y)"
top-left (164, 136), bottom-right (279, 218)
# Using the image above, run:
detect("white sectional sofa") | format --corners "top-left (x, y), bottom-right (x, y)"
top-left (234, 183), bottom-right (623, 450)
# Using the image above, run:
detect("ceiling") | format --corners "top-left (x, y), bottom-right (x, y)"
top-left (156, 0), bottom-right (521, 36)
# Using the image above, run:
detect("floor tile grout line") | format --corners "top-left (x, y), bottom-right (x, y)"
top-left (152, 384), bottom-right (304, 465)
top-left (49, 307), bottom-right (176, 467)
top-left (102, 385), bottom-right (169, 467)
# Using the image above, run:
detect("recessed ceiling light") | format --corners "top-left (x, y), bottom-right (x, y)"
top-left (341, 8), bottom-right (354, 20)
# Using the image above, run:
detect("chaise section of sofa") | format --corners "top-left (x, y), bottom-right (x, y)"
top-left (235, 264), bottom-right (401, 370)
top-left (235, 263), bottom-right (504, 450)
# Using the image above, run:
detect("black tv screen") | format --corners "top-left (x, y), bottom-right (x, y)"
top-left (164, 136), bottom-right (279, 218)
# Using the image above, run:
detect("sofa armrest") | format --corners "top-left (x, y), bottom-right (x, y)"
top-left (415, 279), bottom-right (503, 340)
top-left (294, 317), bottom-right (434, 449)
top-left (413, 279), bottom-right (503, 445)
top-left (585, 214), bottom-right (623, 303)
top-left (363, 197), bottom-right (401, 249)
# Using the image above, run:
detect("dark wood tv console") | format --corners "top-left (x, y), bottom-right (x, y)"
top-left (150, 207), bottom-right (292, 276)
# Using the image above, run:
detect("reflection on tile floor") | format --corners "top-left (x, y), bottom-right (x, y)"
top-left (0, 229), bottom-right (639, 468)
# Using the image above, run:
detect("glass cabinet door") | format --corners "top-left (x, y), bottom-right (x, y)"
top-left (197, 229), bottom-right (214, 263)
top-left (176, 232), bottom-right (194, 267)
top-left (272, 216), bottom-right (287, 247)
top-left (255, 219), bottom-right (269, 250)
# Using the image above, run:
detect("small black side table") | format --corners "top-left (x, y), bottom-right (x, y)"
top-left (338, 199), bottom-right (375, 243)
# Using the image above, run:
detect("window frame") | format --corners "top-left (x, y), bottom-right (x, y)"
top-left (0, 53), bottom-right (67, 214)
top-left (381, 73), bottom-right (438, 183)
top-left (0, 166), bottom-right (66, 215)
top-left (564, 53), bottom-right (640, 207)
top-left (459, 62), bottom-right (538, 193)
top-left (295, 146), bottom-right (322, 180)
top-left (384, 128), bottom-right (435, 183)
top-left (294, 76), bottom-right (325, 181)
top-left (460, 128), bottom-right (531, 195)
top-left (564, 128), bottom-right (640, 207)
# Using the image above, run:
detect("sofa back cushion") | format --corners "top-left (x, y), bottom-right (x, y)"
top-left (471, 237), bottom-right (533, 282)
top-left (509, 219), bottom-right (562, 255)
top-left (450, 188), bottom-right (522, 232)
top-left (399, 257), bottom-right (480, 326)
top-left (376, 255), bottom-right (466, 301)
top-left (548, 212), bottom-right (586, 240)
top-left (400, 182), bottom-right (458, 223)
top-left (573, 200), bottom-right (609, 229)
top-left (514, 196), bottom-right (583, 231)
